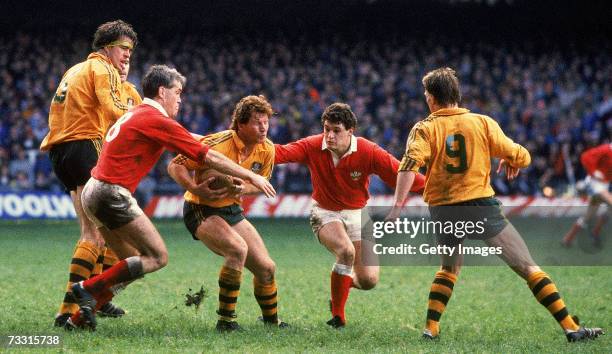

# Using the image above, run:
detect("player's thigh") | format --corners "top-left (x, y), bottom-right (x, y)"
top-left (232, 219), bottom-right (271, 258)
top-left (110, 214), bottom-right (167, 260)
top-left (195, 216), bottom-right (247, 259)
top-left (593, 191), bottom-right (612, 206)
top-left (232, 219), bottom-right (276, 279)
top-left (318, 221), bottom-right (355, 258)
top-left (81, 178), bottom-right (143, 231)
top-left (484, 223), bottom-right (539, 277)
top-left (582, 198), bottom-right (602, 221)
top-left (603, 191), bottom-right (612, 205)
top-left (72, 185), bottom-right (104, 244)
top-left (81, 178), bottom-right (164, 258)
top-left (98, 226), bottom-right (141, 260)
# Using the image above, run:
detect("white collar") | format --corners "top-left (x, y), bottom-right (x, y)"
top-left (143, 97), bottom-right (169, 118)
top-left (322, 135), bottom-right (358, 157)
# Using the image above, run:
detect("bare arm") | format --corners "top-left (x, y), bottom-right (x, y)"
top-left (205, 149), bottom-right (276, 198)
top-left (235, 181), bottom-right (262, 196)
top-left (167, 161), bottom-right (230, 200)
top-left (386, 170), bottom-right (416, 220)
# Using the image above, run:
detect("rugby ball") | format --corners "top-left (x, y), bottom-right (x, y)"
top-left (200, 169), bottom-right (235, 190)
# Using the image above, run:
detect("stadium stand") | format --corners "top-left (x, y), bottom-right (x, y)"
top-left (1, 6), bottom-right (610, 199)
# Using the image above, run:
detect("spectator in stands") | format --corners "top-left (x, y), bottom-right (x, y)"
top-left (2, 30), bottom-right (610, 198)
top-left (9, 145), bottom-right (34, 184)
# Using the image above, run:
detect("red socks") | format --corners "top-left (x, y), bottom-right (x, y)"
top-left (330, 271), bottom-right (353, 323)
top-left (83, 259), bottom-right (133, 294)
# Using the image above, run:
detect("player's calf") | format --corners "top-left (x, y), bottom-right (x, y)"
top-left (330, 263), bottom-right (353, 326)
top-left (253, 277), bottom-right (280, 325)
top-left (525, 271), bottom-right (604, 341)
top-left (216, 266), bottom-right (242, 330)
top-left (423, 270), bottom-right (457, 339)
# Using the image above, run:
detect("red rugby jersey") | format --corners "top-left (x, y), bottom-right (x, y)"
top-left (581, 143), bottom-right (612, 182)
top-left (275, 134), bottom-right (425, 211)
top-left (92, 99), bottom-right (209, 193)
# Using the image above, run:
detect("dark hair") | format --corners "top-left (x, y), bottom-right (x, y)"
top-left (142, 65), bottom-right (186, 99)
top-left (92, 20), bottom-right (138, 50)
top-left (422, 67), bottom-right (461, 106)
top-left (230, 95), bottom-right (273, 131)
top-left (321, 103), bottom-right (357, 130)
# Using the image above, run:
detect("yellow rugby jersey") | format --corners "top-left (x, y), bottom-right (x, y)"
top-left (399, 108), bottom-right (531, 205)
top-left (122, 81), bottom-right (142, 108)
top-left (40, 53), bottom-right (129, 151)
top-left (172, 130), bottom-right (275, 208)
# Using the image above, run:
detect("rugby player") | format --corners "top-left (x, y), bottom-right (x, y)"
top-left (390, 67), bottom-right (603, 342)
top-left (65, 65), bottom-right (275, 331)
top-left (120, 62), bottom-right (142, 109)
top-left (562, 143), bottom-right (611, 247)
top-left (40, 20), bottom-right (137, 326)
top-left (88, 61), bottom-right (144, 319)
top-left (274, 103), bottom-right (425, 328)
top-left (168, 95), bottom-right (288, 332)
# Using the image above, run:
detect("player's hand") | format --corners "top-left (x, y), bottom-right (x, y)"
top-left (496, 159), bottom-right (520, 181)
top-left (247, 174), bottom-right (276, 198)
top-left (228, 177), bottom-right (245, 197)
top-left (192, 177), bottom-right (230, 200)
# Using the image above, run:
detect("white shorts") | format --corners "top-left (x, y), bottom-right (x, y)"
top-left (82, 177), bottom-right (143, 230)
top-left (585, 176), bottom-right (610, 196)
top-left (309, 202), bottom-right (365, 242)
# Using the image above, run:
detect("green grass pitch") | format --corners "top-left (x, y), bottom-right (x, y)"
top-left (0, 218), bottom-right (609, 353)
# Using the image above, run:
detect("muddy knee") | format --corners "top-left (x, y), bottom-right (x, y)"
top-left (337, 244), bottom-right (355, 265)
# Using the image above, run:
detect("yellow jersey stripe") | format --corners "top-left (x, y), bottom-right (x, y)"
top-left (101, 60), bottom-right (129, 111)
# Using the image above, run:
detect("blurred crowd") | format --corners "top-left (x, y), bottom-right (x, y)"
top-left (1, 30), bottom-right (610, 204)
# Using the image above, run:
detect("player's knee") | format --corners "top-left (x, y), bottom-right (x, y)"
top-left (358, 274), bottom-right (379, 290)
top-left (258, 259), bottom-right (276, 282)
top-left (147, 252), bottom-right (168, 271)
top-left (80, 232), bottom-right (105, 248)
top-left (156, 252), bottom-right (169, 269)
top-left (337, 244), bottom-right (355, 264)
top-left (226, 239), bottom-right (248, 264)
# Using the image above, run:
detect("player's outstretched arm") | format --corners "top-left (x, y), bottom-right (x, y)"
top-left (205, 150), bottom-right (276, 198)
top-left (371, 143), bottom-right (426, 193)
top-left (274, 140), bottom-right (309, 165)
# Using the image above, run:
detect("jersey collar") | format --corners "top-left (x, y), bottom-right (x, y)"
top-left (431, 108), bottom-right (470, 116)
top-left (87, 52), bottom-right (113, 65)
top-left (322, 134), bottom-right (358, 157)
top-left (231, 130), bottom-right (246, 151)
top-left (143, 97), bottom-right (170, 118)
